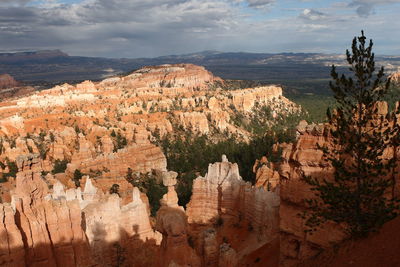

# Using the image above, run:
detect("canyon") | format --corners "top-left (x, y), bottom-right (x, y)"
top-left (0, 64), bottom-right (399, 266)
top-left (0, 64), bottom-right (295, 266)
top-left (0, 64), bottom-right (298, 192)
top-left (0, 152), bottom-right (281, 266)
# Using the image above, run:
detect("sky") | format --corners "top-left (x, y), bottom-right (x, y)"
top-left (0, 0), bottom-right (399, 58)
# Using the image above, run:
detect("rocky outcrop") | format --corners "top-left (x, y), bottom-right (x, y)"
top-left (83, 186), bottom-right (161, 266)
top-left (0, 154), bottom-right (165, 267)
top-left (187, 156), bottom-right (279, 234)
top-left (121, 64), bottom-right (222, 91)
top-left (0, 63), bottom-right (305, 267)
top-left (186, 156), bottom-right (280, 265)
top-left (0, 74), bottom-right (19, 89)
top-left (155, 170), bottom-right (200, 267)
top-left (0, 202), bottom-right (25, 266)
top-left (10, 154), bottom-right (95, 267)
top-left (68, 137), bottom-right (167, 178)
top-left (0, 64), bottom-right (300, 196)
top-left (277, 118), bottom-right (400, 266)
top-left (278, 102), bottom-right (400, 266)
top-left (0, 63), bottom-right (298, 142)
top-left (390, 71), bottom-right (400, 84)
top-left (186, 155), bottom-right (243, 224)
top-left (253, 156), bottom-right (280, 190)
top-left (0, 74), bottom-right (34, 100)
top-left (156, 206), bottom-right (201, 267)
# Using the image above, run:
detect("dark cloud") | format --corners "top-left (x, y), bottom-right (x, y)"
top-left (349, 0), bottom-right (399, 17)
top-left (0, 0), bottom-right (398, 57)
top-left (230, 0), bottom-right (275, 9)
top-left (245, 0), bottom-right (275, 8)
top-left (0, 0), bottom-right (32, 6)
top-left (0, 0), bottom-right (241, 57)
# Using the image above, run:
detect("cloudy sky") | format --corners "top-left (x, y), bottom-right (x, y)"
top-left (0, 0), bottom-right (399, 58)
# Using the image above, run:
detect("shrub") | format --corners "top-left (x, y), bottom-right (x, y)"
top-left (73, 169), bottom-right (83, 187)
top-left (110, 184), bottom-right (120, 196)
top-left (2, 159), bottom-right (18, 180)
top-left (52, 159), bottom-right (69, 174)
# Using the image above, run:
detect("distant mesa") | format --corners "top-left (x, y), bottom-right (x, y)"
top-left (0, 49), bottom-right (69, 63)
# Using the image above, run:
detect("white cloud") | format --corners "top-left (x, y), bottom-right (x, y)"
top-left (299, 8), bottom-right (327, 21)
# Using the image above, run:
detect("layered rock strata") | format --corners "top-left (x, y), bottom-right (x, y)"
top-left (7, 154), bottom-right (94, 267)
top-left (0, 154), bottom-right (162, 267)
top-left (187, 155), bottom-right (279, 234)
top-left (186, 155), bottom-right (280, 265)
top-left (0, 64), bottom-right (299, 200)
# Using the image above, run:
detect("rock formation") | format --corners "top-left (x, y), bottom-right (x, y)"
top-left (253, 156), bottom-right (280, 190)
top-left (0, 63), bottom-right (307, 266)
top-left (0, 64), bottom-right (299, 199)
top-left (186, 155), bottom-right (280, 265)
top-left (277, 116), bottom-right (400, 266)
top-left (8, 154), bottom-right (94, 267)
top-left (0, 74), bottom-right (19, 89)
top-left (0, 202), bottom-right (25, 266)
top-left (0, 74), bottom-right (34, 100)
top-left (390, 71), bottom-right (400, 84)
top-left (0, 154), bottom-right (164, 266)
top-left (155, 169), bottom-right (200, 267)
top-left (277, 121), bottom-right (347, 266)
top-left (82, 186), bottom-right (161, 266)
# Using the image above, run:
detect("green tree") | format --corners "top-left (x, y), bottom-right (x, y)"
top-left (52, 159), bottom-right (69, 174)
top-left (126, 167), bottom-right (133, 182)
top-left (73, 169), bottom-right (83, 187)
top-left (110, 184), bottom-right (120, 196)
top-left (303, 31), bottom-right (400, 237)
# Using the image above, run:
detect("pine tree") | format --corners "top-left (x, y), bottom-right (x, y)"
top-left (73, 169), bottom-right (83, 187)
top-left (303, 31), bottom-right (400, 237)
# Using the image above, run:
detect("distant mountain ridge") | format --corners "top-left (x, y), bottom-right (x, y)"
top-left (0, 49), bottom-right (69, 62)
top-left (0, 49), bottom-right (399, 95)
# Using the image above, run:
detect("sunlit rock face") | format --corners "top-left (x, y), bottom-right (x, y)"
top-left (186, 155), bottom-right (243, 224)
top-left (187, 155), bottom-right (279, 233)
top-left (186, 155), bottom-right (280, 266)
top-left (4, 154), bottom-right (95, 267)
top-left (0, 152), bottom-right (286, 266)
top-left (0, 63), bottom-right (304, 267)
top-left (0, 154), bottom-right (161, 267)
top-left (0, 64), bottom-right (299, 189)
top-left (390, 71), bottom-right (400, 84)
top-left (253, 156), bottom-right (280, 190)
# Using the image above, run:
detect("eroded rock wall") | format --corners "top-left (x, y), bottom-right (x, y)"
top-left (0, 154), bottom-right (162, 267)
top-left (6, 154), bottom-right (94, 267)
top-left (186, 156), bottom-right (280, 266)
top-left (278, 117), bottom-right (400, 266)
